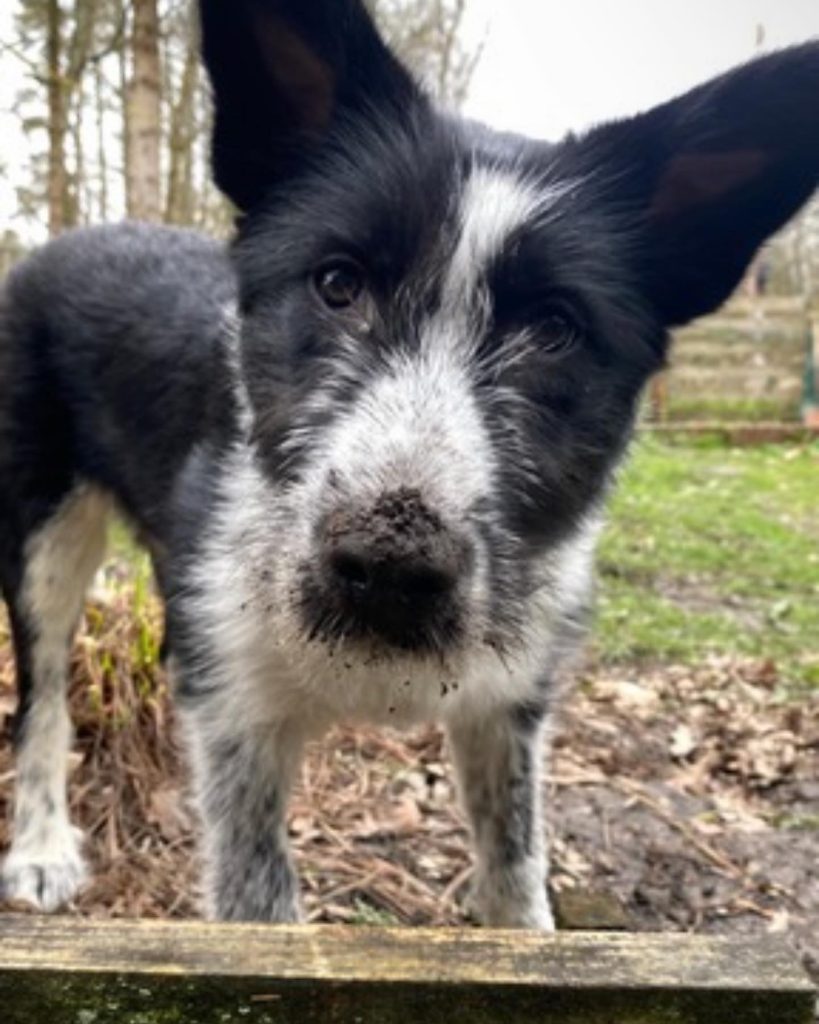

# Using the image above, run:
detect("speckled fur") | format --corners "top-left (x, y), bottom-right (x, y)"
top-left (1, 0), bottom-right (816, 925)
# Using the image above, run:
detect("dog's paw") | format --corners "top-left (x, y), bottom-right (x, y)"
top-left (467, 877), bottom-right (556, 931)
top-left (1, 838), bottom-right (88, 912)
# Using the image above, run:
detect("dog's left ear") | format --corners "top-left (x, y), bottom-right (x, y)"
top-left (199, 0), bottom-right (419, 212)
top-left (569, 43), bottom-right (819, 327)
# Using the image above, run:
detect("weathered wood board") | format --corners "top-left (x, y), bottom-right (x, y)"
top-left (0, 915), bottom-right (814, 1024)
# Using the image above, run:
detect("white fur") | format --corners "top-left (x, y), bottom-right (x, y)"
top-left (175, 163), bottom-right (600, 927)
top-left (181, 165), bottom-right (600, 734)
top-left (443, 166), bottom-right (542, 308)
top-left (1, 485), bottom-right (110, 911)
top-left (449, 713), bottom-right (555, 929)
top-left (220, 299), bottom-right (253, 436)
top-left (180, 434), bottom-right (596, 925)
top-left (182, 437), bottom-right (599, 734)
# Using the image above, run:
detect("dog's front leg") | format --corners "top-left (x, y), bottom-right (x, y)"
top-left (447, 707), bottom-right (554, 929)
top-left (183, 711), bottom-right (305, 923)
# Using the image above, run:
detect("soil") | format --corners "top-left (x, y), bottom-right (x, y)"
top-left (1, 628), bottom-right (817, 1003)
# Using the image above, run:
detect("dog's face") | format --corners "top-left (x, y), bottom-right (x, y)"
top-left (200, 1), bottom-right (818, 668)
top-left (231, 119), bottom-right (658, 660)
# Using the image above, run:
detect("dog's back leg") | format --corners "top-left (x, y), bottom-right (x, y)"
top-left (1, 485), bottom-right (110, 911)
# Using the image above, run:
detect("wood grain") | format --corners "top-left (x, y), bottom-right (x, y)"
top-left (0, 915), bottom-right (813, 1023)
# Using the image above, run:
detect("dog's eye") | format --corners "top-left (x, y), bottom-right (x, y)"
top-left (314, 260), bottom-right (365, 310)
top-left (539, 307), bottom-right (581, 354)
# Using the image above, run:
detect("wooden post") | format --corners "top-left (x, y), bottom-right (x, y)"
top-left (0, 916), bottom-right (814, 1024)
top-left (649, 372), bottom-right (669, 423)
top-left (804, 319), bottom-right (819, 427)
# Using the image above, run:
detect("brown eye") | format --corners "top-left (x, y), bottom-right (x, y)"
top-left (314, 260), bottom-right (365, 309)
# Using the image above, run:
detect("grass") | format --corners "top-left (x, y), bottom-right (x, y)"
top-left (662, 396), bottom-right (801, 423)
top-left (595, 436), bottom-right (819, 689)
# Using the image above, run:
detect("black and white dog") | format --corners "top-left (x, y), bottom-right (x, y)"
top-left (1, 0), bottom-right (817, 927)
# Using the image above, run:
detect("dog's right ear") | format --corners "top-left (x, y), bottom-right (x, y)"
top-left (199, 0), bottom-right (419, 212)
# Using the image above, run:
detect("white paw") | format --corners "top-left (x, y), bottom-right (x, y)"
top-left (468, 877), bottom-right (556, 931)
top-left (1, 836), bottom-right (88, 912)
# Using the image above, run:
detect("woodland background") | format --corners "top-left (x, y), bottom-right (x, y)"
top-left (0, 0), bottom-right (478, 251)
top-left (0, 0), bottom-right (816, 302)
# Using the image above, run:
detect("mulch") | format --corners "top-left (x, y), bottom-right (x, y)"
top-left (1, 584), bottom-right (817, 995)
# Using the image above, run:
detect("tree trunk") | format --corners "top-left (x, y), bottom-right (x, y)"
top-left (69, 88), bottom-right (85, 227)
top-left (126, 0), bottom-right (162, 222)
top-left (95, 60), bottom-right (110, 222)
top-left (165, 23), bottom-right (199, 225)
top-left (46, 0), bottom-right (67, 237)
top-left (118, 0), bottom-right (132, 214)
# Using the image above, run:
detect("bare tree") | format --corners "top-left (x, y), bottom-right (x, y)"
top-left (126, 0), bottom-right (161, 221)
top-left (93, 57), bottom-right (111, 220)
top-left (163, 3), bottom-right (199, 224)
top-left (368, 0), bottom-right (480, 106)
top-left (9, 0), bottom-right (121, 234)
top-left (44, 0), bottom-right (66, 235)
top-left (4, 0), bottom-right (480, 238)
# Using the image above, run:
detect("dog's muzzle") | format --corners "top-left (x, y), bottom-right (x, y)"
top-left (303, 487), bottom-right (473, 653)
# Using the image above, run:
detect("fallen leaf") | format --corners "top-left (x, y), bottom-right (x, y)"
top-left (670, 724), bottom-right (697, 760)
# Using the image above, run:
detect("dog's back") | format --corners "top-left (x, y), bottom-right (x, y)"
top-left (0, 223), bottom-right (237, 545)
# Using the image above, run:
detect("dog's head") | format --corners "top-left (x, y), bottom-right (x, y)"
top-left (199, 0), bottom-right (818, 668)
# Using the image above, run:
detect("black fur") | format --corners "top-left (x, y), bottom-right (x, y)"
top-left (0, 0), bottom-right (816, 923)
top-left (0, 223), bottom-right (237, 556)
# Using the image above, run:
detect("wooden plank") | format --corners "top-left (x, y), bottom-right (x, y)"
top-left (642, 421), bottom-right (819, 445)
top-left (719, 296), bottom-right (806, 317)
top-left (0, 915), bottom-right (814, 1024)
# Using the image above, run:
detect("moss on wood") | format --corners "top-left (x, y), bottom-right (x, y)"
top-left (0, 916), bottom-right (813, 1024)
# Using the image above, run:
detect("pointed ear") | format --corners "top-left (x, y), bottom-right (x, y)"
top-left (198, 0), bottom-right (419, 211)
top-left (571, 43), bottom-right (819, 326)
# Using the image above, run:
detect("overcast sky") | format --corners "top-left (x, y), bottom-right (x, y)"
top-left (463, 0), bottom-right (819, 140)
top-left (1, 1), bottom-right (817, 240)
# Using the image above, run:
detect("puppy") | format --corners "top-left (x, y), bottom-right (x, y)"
top-left (1, 0), bottom-right (816, 926)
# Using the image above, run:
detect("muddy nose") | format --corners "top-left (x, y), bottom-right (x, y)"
top-left (330, 536), bottom-right (456, 601)
top-left (322, 488), bottom-right (469, 648)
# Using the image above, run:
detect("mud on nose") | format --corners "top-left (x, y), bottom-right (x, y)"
top-left (321, 488), bottom-right (471, 649)
top-left (329, 536), bottom-right (457, 601)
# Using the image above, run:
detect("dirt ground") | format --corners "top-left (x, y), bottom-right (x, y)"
top-left (0, 601), bottom-right (817, 999)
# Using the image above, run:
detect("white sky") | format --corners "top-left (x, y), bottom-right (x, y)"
top-left (1, 1), bottom-right (818, 241)
top-left (463, 0), bottom-right (819, 139)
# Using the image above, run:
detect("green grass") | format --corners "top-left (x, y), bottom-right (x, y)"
top-left (596, 437), bottom-right (819, 688)
top-left (349, 899), bottom-right (401, 926)
top-left (662, 395), bottom-right (801, 423)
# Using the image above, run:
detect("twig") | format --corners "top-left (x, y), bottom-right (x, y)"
top-left (549, 771), bottom-right (746, 880)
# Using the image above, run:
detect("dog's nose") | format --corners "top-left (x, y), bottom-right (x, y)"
top-left (329, 536), bottom-right (456, 601)
top-left (322, 488), bottom-right (469, 649)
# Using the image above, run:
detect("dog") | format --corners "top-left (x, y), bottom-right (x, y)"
top-left (0, 0), bottom-right (817, 927)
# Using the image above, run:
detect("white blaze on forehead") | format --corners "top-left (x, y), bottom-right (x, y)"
top-left (316, 347), bottom-right (494, 520)
top-left (444, 165), bottom-right (541, 305)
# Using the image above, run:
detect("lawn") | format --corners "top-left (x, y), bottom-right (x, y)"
top-left (595, 436), bottom-right (819, 688)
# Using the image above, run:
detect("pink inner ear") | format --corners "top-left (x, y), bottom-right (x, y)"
top-left (252, 13), bottom-right (337, 134)
top-left (650, 150), bottom-right (771, 222)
